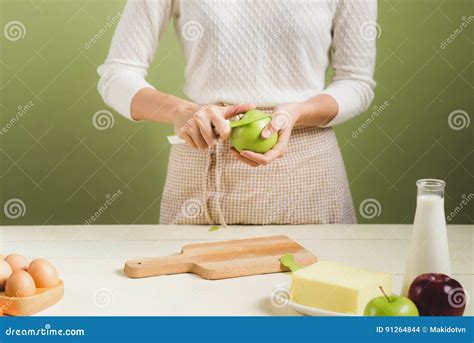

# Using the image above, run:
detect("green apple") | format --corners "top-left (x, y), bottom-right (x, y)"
top-left (364, 287), bottom-right (419, 316)
top-left (230, 110), bottom-right (278, 153)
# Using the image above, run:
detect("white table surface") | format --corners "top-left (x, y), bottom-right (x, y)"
top-left (1, 225), bottom-right (472, 316)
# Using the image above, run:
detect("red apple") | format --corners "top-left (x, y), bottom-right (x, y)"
top-left (408, 273), bottom-right (467, 316)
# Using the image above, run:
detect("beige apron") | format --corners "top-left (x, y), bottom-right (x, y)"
top-left (160, 108), bottom-right (356, 225)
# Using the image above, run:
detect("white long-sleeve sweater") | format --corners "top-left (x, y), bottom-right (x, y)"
top-left (98, 0), bottom-right (377, 126)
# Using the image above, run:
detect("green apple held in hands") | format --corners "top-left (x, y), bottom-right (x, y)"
top-left (364, 286), bottom-right (419, 316)
top-left (230, 110), bottom-right (278, 153)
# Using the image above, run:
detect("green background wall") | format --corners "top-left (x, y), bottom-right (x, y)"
top-left (1, 0), bottom-right (472, 225)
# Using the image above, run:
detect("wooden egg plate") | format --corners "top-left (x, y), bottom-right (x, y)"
top-left (0, 280), bottom-right (64, 316)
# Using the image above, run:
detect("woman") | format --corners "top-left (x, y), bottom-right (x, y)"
top-left (98, 0), bottom-right (377, 225)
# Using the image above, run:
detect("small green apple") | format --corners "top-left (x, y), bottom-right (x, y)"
top-left (364, 287), bottom-right (419, 316)
top-left (230, 110), bottom-right (278, 153)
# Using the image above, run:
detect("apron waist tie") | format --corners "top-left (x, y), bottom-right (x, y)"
top-left (201, 147), bottom-right (213, 225)
top-left (200, 104), bottom-right (275, 226)
top-left (214, 141), bottom-right (227, 226)
top-left (201, 143), bottom-right (226, 226)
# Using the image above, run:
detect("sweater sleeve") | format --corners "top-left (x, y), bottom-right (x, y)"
top-left (320, 0), bottom-right (377, 127)
top-left (97, 0), bottom-right (173, 120)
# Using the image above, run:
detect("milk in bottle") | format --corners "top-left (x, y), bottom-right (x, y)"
top-left (401, 179), bottom-right (451, 296)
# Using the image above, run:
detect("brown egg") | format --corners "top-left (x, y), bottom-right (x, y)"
top-left (5, 270), bottom-right (36, 297)
top-left (0, 260), bottom-right (12, 291)
top-left (5, 254), bottom-right (29, 271)
top-left (28, 259), bottom-right (59, 288)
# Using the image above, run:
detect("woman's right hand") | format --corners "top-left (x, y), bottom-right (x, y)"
top-left (174, 103), bottom-right (255, 150)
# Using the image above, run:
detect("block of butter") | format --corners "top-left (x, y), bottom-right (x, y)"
top-left (290, 261), bottom-right (392, 315)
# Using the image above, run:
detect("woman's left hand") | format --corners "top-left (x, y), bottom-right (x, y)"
top-left (231, 103), bottom-right (302, 167)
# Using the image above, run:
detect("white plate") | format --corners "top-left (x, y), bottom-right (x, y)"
top-left (273, 281), bottom-right (358, 317)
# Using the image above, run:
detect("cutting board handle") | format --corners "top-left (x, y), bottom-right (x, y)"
top-left (124, 254), bottom-right (193, 278)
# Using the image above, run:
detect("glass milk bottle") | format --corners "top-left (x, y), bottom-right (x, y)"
top-left (401, 179), bottom-right (451, 296)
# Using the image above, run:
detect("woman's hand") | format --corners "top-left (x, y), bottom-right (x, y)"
top-left (174, 103), bottom-right (256, 150)
top-left (130, 88), bottom-right (255, 149)
top-left (131, 88), bottom-right (338, 154)
top-left (231, 103), bottom-right (302, 167)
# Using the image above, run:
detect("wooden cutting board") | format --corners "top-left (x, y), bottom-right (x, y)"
top-left (0, 280), bottom-right (64, 316)
top-left (124, 235), bottom-right (316, 280)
